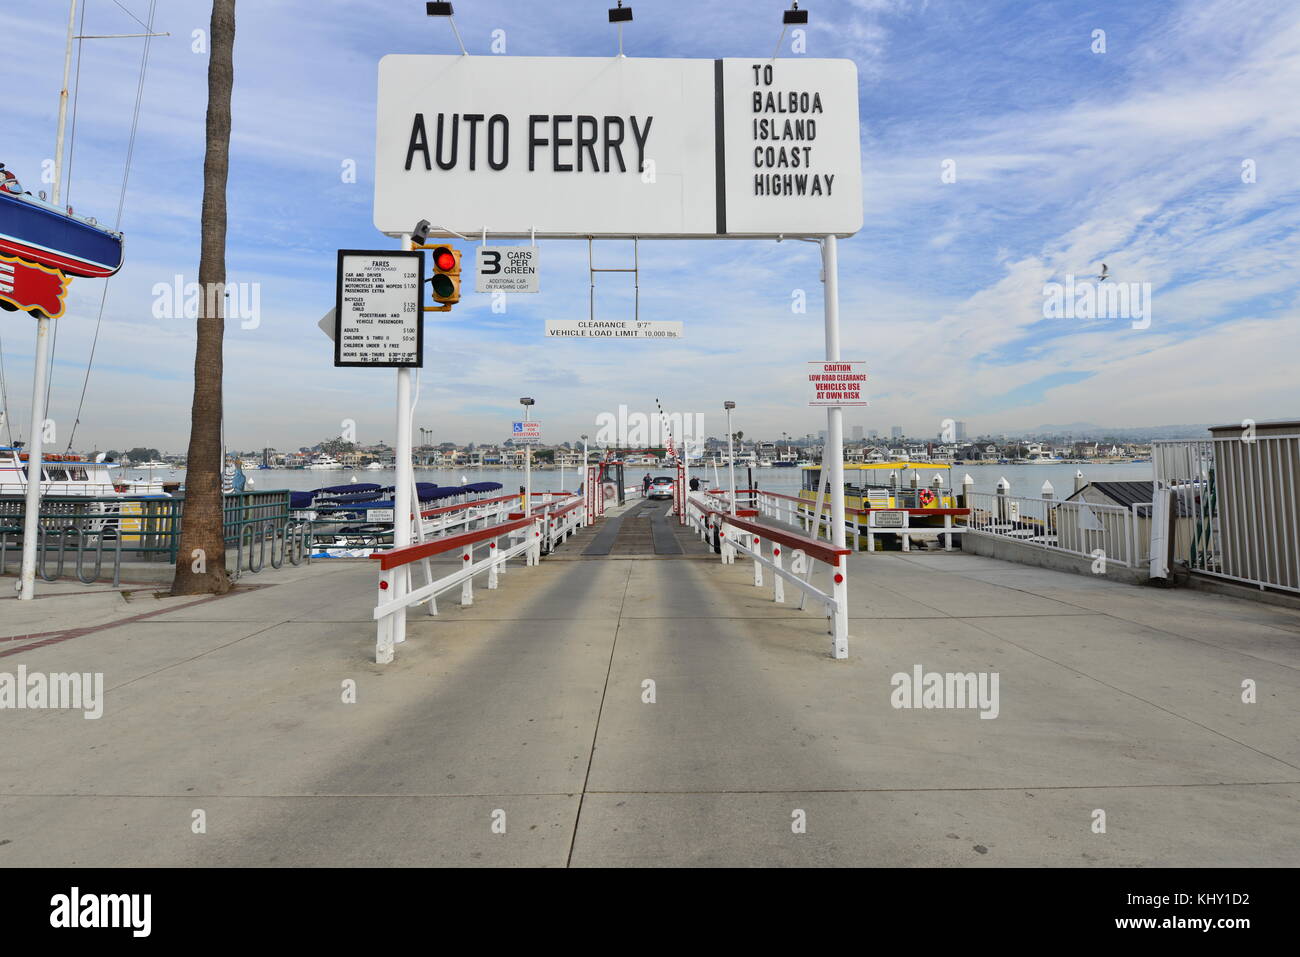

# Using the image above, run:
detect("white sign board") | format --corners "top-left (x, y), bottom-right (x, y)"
top-left (374, 56), bottom-right (862, 239)
top-left (546, 320), bottom-right (683, 340)
top-left (476, 246), bottom-right (540, 293)
top-left (334, 250), bottom-right (424, 367)
top-left (872, 510), bottom-right (907, 528)
top-left (512, 421), bottom-right (542, 444)
top-left (807, 360), bottom-right (868, 406)
top-left (367, 508), bottom-right (396, 523)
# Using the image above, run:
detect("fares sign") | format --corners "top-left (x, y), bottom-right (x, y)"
top-left (374, 56), bottom-right (862, 239)
top-left (333, 250), bottom-right (424, 367)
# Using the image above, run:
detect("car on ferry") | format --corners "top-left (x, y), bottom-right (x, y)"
top-left (647, 476), bottom-right (675, 500)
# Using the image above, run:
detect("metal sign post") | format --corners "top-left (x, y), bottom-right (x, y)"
top-left (821, 234), bottom-right (849, 659)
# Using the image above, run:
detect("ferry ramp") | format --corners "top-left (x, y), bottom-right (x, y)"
top-left (1, 506), bottom-right (1298, 867)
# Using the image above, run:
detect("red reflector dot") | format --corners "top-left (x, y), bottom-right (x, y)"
top-left (754, 537), bottom-right (760, 544)
top-left (774, 548), bottom-right (781, 556)
top-left (379, 581), bottom-right (389, 590)
top-left (463, 554), bottom-right (470, 561)
top-left (834, 573), bottom-right (844, 583)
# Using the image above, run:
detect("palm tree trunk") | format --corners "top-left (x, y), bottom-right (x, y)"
top-left (172, 0), bottom-right (235, 596)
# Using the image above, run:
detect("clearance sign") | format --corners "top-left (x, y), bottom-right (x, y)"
top-left (374, 55), bottom-right (862, 239)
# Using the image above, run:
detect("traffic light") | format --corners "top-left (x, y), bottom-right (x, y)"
top-left (426, 244), bottom-right (461, 311)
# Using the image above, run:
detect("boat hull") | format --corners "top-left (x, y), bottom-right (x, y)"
top-left (0, 192), bottom-right (123, 278)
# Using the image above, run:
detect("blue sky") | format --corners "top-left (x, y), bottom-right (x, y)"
top-left (2, 0), bottom-right (1297, 453)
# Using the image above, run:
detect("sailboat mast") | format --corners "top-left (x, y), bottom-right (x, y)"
top-left (53, 0), bottom-right (79, 205)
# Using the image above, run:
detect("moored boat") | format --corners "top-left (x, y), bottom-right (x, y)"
top-left (0, 182), bottom-right (124, 279)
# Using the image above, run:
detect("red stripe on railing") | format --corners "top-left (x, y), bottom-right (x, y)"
top-left (370, 516), bottom-right (535, 570)
top-left (420, 492), bottom-right (520, 518)
top-left (696, 505), bottom-right (850, 566)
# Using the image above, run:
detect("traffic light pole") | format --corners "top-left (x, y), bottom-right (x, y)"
top-left (822, 233), bottom-right (849, 659)
top-left (392, 232), bottom-right (415, 647)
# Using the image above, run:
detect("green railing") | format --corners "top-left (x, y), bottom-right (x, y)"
top-left (0, 490), bottom-right (310, 585)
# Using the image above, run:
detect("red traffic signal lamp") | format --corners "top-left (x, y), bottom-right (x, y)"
top-left (422, 244), bottom-right (461, 311)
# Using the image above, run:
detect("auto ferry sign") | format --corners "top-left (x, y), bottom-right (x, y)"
top-left (374, 56), bottom-right (862, 239)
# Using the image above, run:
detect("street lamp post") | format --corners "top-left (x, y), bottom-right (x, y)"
top-left (580, 433), bottom-right (589, 525)
top-left (724, 401), bottom-right (737, 515)
top-left (520, 397), bottom-right (535, 512)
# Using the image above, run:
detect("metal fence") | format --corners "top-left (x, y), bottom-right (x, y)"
top-left (0, 490), bottom-right (309, 585)
top-left (1154, 429), bottom-right (1300, 593)
top-left (965, 491), bottom-right (1147, 568)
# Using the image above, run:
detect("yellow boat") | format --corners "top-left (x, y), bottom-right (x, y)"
top-left (798, 462), bottom-right (962, 547)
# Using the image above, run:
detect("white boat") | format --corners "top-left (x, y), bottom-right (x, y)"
top-left (364, 461), bottom-right (385, 470)
top-left (0, 446), bottom-right (166, 497)
top-left (307, 454), bottom-right (343, 470)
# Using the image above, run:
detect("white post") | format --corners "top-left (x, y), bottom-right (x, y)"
top-left (822, 234), bottom-right (848, 659)
top-left (19, 1), bottom-right (79, 601)
top-left (581, 436), bottom-right (589, 524)
top-left (725, 405), bottom-right (736, 515)
top-left (1074, 469), bottom-right (1086, 495)
top-left (961, 473), bottom-right (975, 509)
top-left (524, 403), bottom-right (532, 513)
top-left (17, 318), bottom-right (51, 601)
top-left (391, 233), bottom-right (415, 643)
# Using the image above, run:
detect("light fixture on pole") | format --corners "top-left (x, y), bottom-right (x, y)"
top-left (425, 2), bottom-right (468, 56)
top-left (608, 2), bottom-right (632, 57)
top-left (520, 397), bottom-right (535, 512)
top-left (772, 2), bottom-right (809, 59)
top-left (724, 401), bottom-right (737, 515)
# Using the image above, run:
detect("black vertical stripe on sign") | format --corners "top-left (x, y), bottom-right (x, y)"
top-left (714, 59), bottom-right (727, 235)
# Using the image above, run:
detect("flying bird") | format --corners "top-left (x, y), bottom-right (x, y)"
top-left (1098, 263), bottom-right (1110, 282)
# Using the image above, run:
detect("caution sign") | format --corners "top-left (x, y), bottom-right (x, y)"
top-left (807, 360), bottom-right (867, 406)
top-left (476, 246), bottom-right (539, 294)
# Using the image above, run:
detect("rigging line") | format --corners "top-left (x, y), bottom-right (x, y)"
top-left (110, 0), bottom-right (153, 33)
top-left (0, 326), bottom-right (14, 447)
top-left (45, 0), bottom-right (91, 417)
top-left (64, 0), bottom-right (158, 452)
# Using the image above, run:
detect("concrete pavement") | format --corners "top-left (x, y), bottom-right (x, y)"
top-left (1, 505), bottom-right (1297, 866)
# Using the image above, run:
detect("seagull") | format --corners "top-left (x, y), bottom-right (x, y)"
top-left (1098, 263), bottom-right (1110, 282)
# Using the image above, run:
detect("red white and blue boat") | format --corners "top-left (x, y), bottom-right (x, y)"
top-left (0, 187), bottom-right (124, 279)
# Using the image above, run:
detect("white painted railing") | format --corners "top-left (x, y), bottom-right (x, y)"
top-left (372, 493), bottom-right (586, 664)
top-left (965, 491), bottom-right (1146, 568)
top-left (1155, 430), bottom-right (1300, 593)
top-left (685, 494), bottom-right (852, 659)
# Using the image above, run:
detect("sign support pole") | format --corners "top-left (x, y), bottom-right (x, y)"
top-left (392, 233), bottom-right (415, 643)
top-left (523, 404), bottom-right (531, 513)
top-left (822, 233), bottom-right (849, 658)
